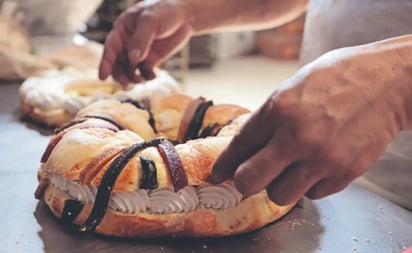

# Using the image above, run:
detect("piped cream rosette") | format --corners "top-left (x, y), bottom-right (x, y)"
top-left (35, 92), bottom-right (297, 238)
top-left (19, 67), bottom-right (179, 127)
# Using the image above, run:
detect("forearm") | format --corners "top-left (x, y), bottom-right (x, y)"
top-left (178, 0), bottom-right (308, 34)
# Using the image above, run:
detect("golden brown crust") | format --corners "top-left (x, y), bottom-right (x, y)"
top-left (152, 94), bottom-right (250, 141)
top-left (19, 69), bottom-right (180, 128)
top-left (45, 185), bottom-right (295, 238)
top-left (76, 99), bottom-right (156, 140)
top-left (20, 96), bottom-right (73, 127)
top-left (37, 92), bottom-right (295, 238)
top-left (202, 104), bottom-right (250, 129)
top-left (151, 93), bottom-right (193, 114)
top-left (48, 129), bottom-right (231, 190)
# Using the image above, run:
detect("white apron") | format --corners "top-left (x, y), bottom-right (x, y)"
top-left (300, 0), bottom-right (412, 210)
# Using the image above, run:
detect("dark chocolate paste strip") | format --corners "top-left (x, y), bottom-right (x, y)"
top-left (139, 156), bottom-right (158, 189)
top-left (177, 97), bottom-right (206, 143)
top-left (55, 118), bottom-right (88, 134)
top-left (121, 98), bottom-right (145, 109)
top-left (41, 121), bottom-right (118, 163)
top-left (84, 112), bottom-right (125, 130)
top-left (40, 134), bottom-right (63, 163)
top-left (122, 98), bottom-right (157, 133)
top-left (215, 118), bottom-right (236, 136)
top-left (198, 122), bottom-right (222, 138)
top-left (79, 138), bottom-right (165, 232)
top-left (157, 139), bottom-right (188, 192)
top-left (62, 199), bottom-right (84, 224)
top-left (34, 178), bottom-right (49, 200)
top-left (184, 100), bottom-right (213, 142)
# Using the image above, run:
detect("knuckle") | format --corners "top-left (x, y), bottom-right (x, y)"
top-left (343, 165), bottom-right (365, 180)
top-left (234, 175), bottom-right (254, 195)
top-left (293, 128), bottom-right (317, 146)
top-left (139, 10), bottom-right (157, 25)
top-left (234, 166), bottom-right (265, 196)
top-left (266, 90), bottom-right (289, 116)
top-left (322, 151), bottom-right (348, 169)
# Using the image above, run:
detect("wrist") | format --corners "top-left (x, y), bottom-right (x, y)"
top-left (179, 0), bottom-right (308, 35)
top-left (369, 37), bottom-right (412, 132)
top-left (330, 35), bottom-right (412, 132)
top-left (308, 35), bottom-right (412, 134)
top-left (377, 36), bottom-right (412, 131)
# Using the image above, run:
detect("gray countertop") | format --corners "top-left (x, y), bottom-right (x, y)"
top-left (1, 82), bottom-right (411, 253)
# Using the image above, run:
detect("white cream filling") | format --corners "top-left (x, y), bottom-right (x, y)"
top-left (20, 69), bottom-right (179, 116)
top-left (50, 174), bottom-right (243, 214)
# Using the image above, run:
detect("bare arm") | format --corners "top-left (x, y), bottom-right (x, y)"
top-left (99, 0), bottom-right (308, 83)
top-left (210, 34), bottom-right (412, 205)
top-left (368, 34), bottom-right (412, 130)
top-left (183, 0), bottom-right (308, 34)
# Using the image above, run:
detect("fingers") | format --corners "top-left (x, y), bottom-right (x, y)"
top-left (305, 178), bottom-right (350, 200)
top-left (209, 106), bottom-right (275, 183)
top-left (138, 61), bottom-right (156, 80)
top-left (99, 29), bottom-right (124, 80)
top-left (266, 163), bottom-right (320, 205)
top-left (147, 24), bottom-right (191, 65)
top-left (127, 16), bottom-right (156, 65)
top-left (232, 141), bottom-right (294, 196)
top-left (99, 7), bottom-right (157, 82)
top-left (98, 2), bottom-right (191, 83)
top-left (112, 61), bottom-right (130, 86)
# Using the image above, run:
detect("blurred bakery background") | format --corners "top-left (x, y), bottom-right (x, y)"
top-left (0, 0), bottom-right (303, 110)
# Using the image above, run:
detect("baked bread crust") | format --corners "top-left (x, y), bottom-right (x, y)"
top-left (36, 93), bottom-right (297, 238)
top-left (19, 69), bottom-right (179, 127)
top-left (44, 185), bottom-right (295, 237)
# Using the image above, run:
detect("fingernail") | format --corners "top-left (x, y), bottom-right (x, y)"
top-left (117, 75), bottom-right (130, 86)
top-left (129, 49), bottom-right (141, 62)
top-left (98, 62), bottom-right (109, 80)
top-left (98, 71), bottom-right (106, 80)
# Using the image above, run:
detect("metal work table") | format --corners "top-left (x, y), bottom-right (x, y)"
top-left (1, 82), bottom-right (411, 253)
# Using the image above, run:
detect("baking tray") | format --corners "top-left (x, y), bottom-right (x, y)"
top-left (1, 83), bottom-right (411, 253)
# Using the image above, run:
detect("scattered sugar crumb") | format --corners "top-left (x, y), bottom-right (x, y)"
top-left (202, 245), bottom-right (208, 249)
top-left (352, 236), bottom-right (358, 242)
top-left (352, 246), bottom-right (357, 251)
top-left (290, 219), bottom-right (304, 230)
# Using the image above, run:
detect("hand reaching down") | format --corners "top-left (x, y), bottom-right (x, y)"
top-left (210, 37), bottom-right (412, 205)
top-left (98, 0), bottom-right (192, 85)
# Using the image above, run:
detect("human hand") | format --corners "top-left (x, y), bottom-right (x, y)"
top-left (209, 44), bottom-right (411, 205)
top-left (403, 246), bottom-right (412, 253)
top-left (98, 0), bottom-right (192, 85)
